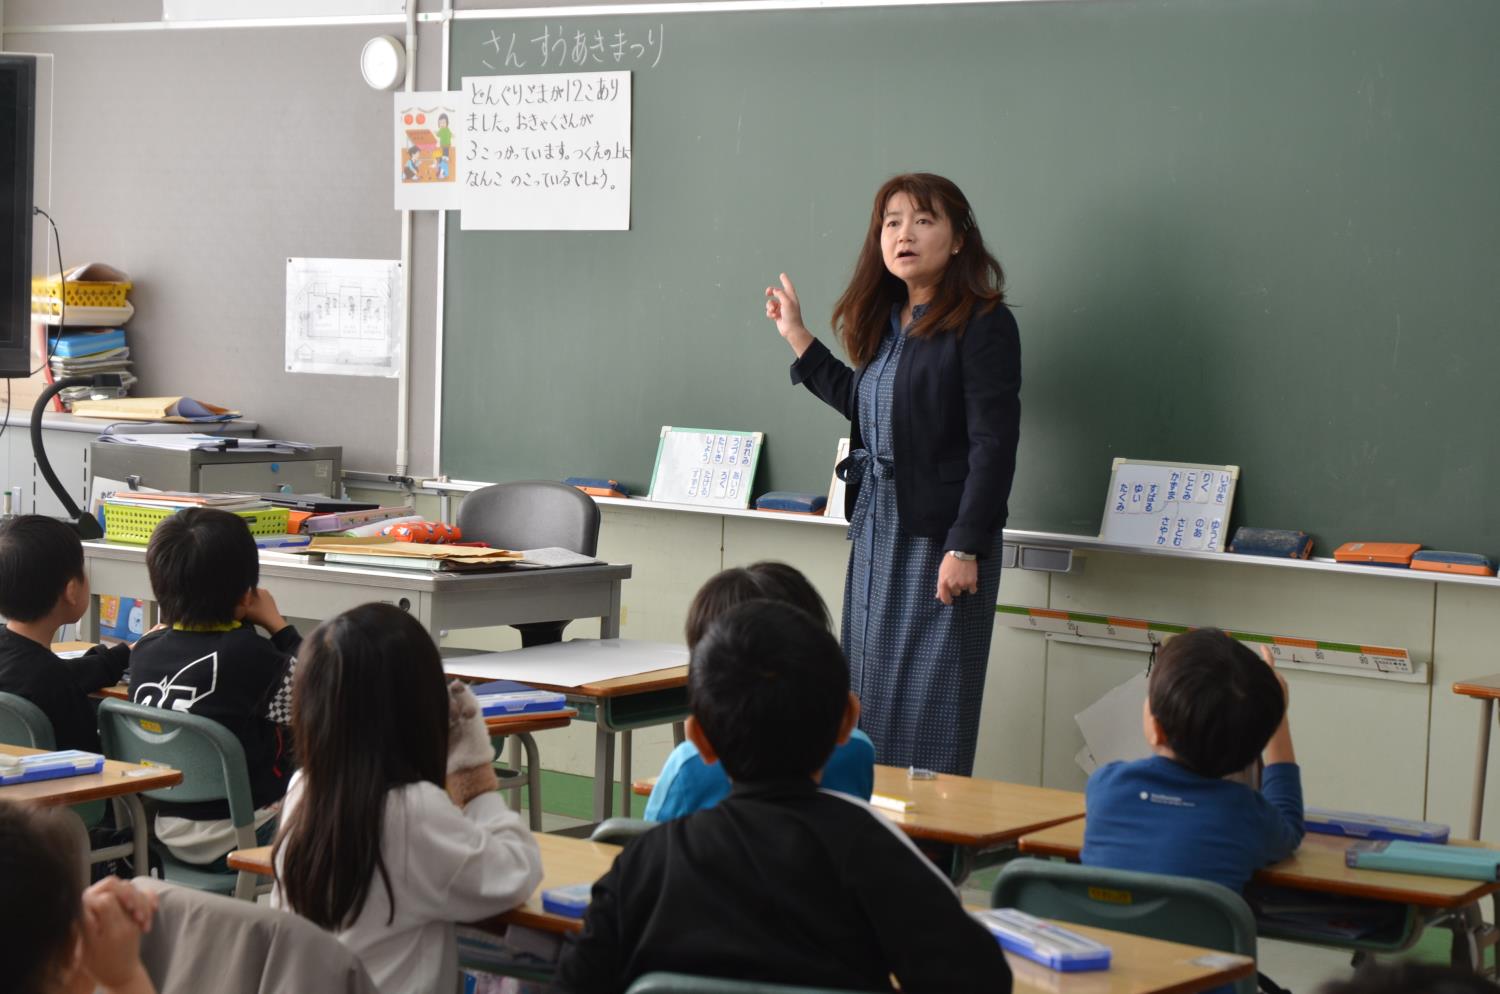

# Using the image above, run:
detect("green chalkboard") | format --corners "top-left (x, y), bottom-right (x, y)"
top-left (444, 0), bottom-right (1500, 556)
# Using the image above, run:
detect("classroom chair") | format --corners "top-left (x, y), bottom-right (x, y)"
top-left (455, 479), bottom-right (601, 647)
top-left (97, 699), bottom-right (263, 900)
top-left (0, 692), bottom-right (133, 871)
top-left (0, 690), bottom-right (54, 747)
top-left (590, 816), bottom-right (655, 845)
top-left (993, 858), bottom-right (1258, 994)
top-left (131, 877), bottom-right (378, 994)
top-left (626, 975), bottom-right (857, 994)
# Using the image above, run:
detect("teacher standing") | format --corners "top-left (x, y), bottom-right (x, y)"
top-left (765, 173), bottom-right (1021, 776)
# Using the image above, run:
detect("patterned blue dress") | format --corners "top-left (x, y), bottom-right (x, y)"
top-left (842, 305), bottom-right (1006, 776)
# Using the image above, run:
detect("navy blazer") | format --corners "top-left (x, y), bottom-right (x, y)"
top-left (790, 302), bottom-right (1021, 555)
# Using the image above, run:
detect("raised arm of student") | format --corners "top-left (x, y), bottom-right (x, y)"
top-left (1257, 646), bottom-right (1304, 860)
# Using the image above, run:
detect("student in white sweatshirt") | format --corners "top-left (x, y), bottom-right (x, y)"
top-left (271, 603), bottom-right (543, 994)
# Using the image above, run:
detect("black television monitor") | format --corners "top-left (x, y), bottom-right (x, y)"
top-left (0, 54), bottom-right (36, 380)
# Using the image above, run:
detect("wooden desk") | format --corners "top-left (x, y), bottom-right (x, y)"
top-left (632, 768), bottom-right (1084, 882)
top-left (446, 658), bottom-right (690, 823)
top-left (80, 541), bottom-right (632, 642)
top-left (1452, 673), bottom-right (1500, 840)
top-left (1018, 818), bottom-right (1500, 967)
top-left (871, 765), bottom-right (1085, 881)
top-left (1, 742), bottom-right (182, 877)
top-left (1019, 819), bottom-right (1500, 909)
top-left (230, 833), bottom-right (1251, 993)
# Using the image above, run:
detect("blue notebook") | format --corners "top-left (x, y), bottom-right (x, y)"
top-left (0, 749), bottom-right (105, 786)
top-left (471, 679), bottom-right (568, 716)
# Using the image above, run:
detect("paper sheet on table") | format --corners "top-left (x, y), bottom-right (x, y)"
top-left (443, 639), bottom-right (688, 688)
top-left (1074, 670), bottom-right (1152, 773)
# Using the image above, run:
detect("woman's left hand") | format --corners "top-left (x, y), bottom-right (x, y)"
top-left (936, 554), bottom-right (979, 605)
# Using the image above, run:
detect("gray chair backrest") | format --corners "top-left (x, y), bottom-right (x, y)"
top-left (456, 481), bottom-right (601, 555)
top-left (994, 857), bottom-right (1257, 994)
top-left (0, 691), bottom-right (55, 748)
top-left (133, 878), bottom-right (379, 994)
top-left (97, 698), bottom-right (257, 827)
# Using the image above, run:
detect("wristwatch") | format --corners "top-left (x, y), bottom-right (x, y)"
top-left (946, 550), bottom-right (978, 561)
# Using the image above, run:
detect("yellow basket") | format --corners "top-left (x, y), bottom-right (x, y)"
top-left (31, 275), bottom-right (132, 314)
top-left (103, 503), bottom-right (290, 546)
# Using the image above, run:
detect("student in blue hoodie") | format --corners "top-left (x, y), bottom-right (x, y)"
top-left (644, 561), bottom-right (875, 822)
top-left (1082, 628), bottom-right (1303, 893)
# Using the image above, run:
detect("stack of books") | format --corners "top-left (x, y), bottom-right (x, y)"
top-left (48, 327), bottom-right (136, 406)
top-left (106, 490), bottom-right (269, 512)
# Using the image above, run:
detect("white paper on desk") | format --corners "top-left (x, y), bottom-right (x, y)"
top-left (443, 639), bottom-right (687, 688)
top-left (1074, 670), bottom-right (1152, 774)
top-left (518, 547), bottom-right (604, 568)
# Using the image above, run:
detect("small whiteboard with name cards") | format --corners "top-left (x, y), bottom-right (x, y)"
top-left (648, 426), bottom-right (763, 509)
top-left (1100, 458), bottom-right (1240, 552)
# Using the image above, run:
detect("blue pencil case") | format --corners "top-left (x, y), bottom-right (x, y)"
top-left (973, 909), bottom-right (1111, 972)
top-left (755, 492), bottom-right (827, 514)
top-left (541, 883), bottom-right (593, 918)
top-left (474, 688), bottom-right (568, 716)
top-left (0, 749), bottom-right (105, 786)
top-left (1229, 527), bottom-right (1313, 559)
top-left (1305, 808), bottom-right (1450, 844)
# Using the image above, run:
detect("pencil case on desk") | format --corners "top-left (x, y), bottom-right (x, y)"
top-left (1333, 542), bottom-right (1421, 567)
top-left (1229, 527), bottom-right (1313, 559)
top-left (541, 884), bottom-right (592, 918)
top-left (973, 909), bottom-right (1111, 972)
top-left (565, 477), bottom-right (629, 498)
top-left (1411, 551), bottom-right (1496, 577)
top-left (1345, 840), bottom-right (1500, 881)
top-left (755, 492), bottom-right (827, 515)
top-left (1305, 808), bottom-right (1450, 844)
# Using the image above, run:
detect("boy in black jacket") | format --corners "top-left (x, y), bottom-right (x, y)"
top-left (128, 508), bottom-right (299, 868)
top-left (556, 600), bottom-right (1012, 994)
top-left (0, 516), bottom-right (129, 751)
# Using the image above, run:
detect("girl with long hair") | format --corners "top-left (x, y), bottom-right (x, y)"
top-left (271, 603), bottom-right (542, 994)
top-left (765, 172), bottom-right (1021, 775)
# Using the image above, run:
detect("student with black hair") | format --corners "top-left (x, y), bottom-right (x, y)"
top-left (1082, 627), bottom-right (1304, 893)
top-left (0, 800), bottom-right (160, 994)
top-left (127, 508), bottom-right (301, 868)
top-left (272, 603), bottom-right (542, 994)
top-left (556, 599), bottom-right (1012, 993)
top-left (0, 515), bottom-right (130, 751)
top-left (644, 561), bottom-right (875, 821)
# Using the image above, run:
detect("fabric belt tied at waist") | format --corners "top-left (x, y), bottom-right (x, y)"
top-left (836, 448), bottom-right (893, 535)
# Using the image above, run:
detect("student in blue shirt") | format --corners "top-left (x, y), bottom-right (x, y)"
top-left (644, 562), bottom-right (875, 822)
top-left (1082, 628), bottom-right (1303, 894)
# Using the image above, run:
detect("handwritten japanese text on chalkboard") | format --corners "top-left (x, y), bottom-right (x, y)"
top-left (460, 71), bottom-right (632, 231)
top-left (479, 24), bottom-right (665, 72)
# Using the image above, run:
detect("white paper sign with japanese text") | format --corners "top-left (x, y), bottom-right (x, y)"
top-left (459, 71), bottom-right (632, 231)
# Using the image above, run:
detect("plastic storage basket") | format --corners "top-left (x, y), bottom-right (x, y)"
top-left (31, 275), bottom-right (132, 315)
top-left (103, 503), bottom-right (289, 546)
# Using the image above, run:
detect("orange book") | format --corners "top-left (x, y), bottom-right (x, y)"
top-left (1333, 542), bottom-right (1421, 566)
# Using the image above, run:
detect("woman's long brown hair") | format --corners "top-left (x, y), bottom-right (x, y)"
top-left (830, 173), bottom-right (1006, 367)
top-left (274, 603), bottom-right (450, 929)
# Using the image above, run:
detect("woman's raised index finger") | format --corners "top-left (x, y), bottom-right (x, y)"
top-left (779, 273), bottom-right (798, 300)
